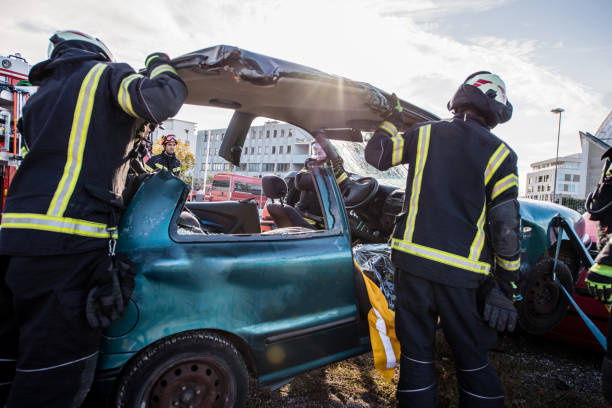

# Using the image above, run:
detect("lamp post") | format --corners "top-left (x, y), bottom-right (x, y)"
top-left (551, 108), bottom-right (564, 203)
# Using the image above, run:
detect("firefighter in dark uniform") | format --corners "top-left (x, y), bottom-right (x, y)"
top-left (295, 139), bottom-right (349, 228)
top-left (365, 72), bottom-right (520, 407)
top-left (146, 133), bottom-right (182, 177)
top-left (585, 147), bottom-right (612, 403)
top-left (0, 30), bottom-right (187, 407)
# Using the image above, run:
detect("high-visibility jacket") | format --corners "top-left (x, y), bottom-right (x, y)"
top-left (365, 114), bottom-right (520, 288)
top-left (0, 48), bottom-right (187, 255)
top-left (146, 152), bottom-right (182, 176)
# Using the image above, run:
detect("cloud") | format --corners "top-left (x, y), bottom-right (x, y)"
top-left (4, 0), bottom-right (609, 195)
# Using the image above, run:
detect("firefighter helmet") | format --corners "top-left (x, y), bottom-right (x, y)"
top-left (447, 71), bottom-right (513, 128)
top-left (47, 30), bottom-right (114, 62)
top-left (162, 134), bottom-right (178, 145)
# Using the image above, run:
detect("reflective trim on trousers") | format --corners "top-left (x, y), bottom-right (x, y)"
top-left (403, 355), bottom-right (434, 364)
top-left (460, 388), bottom-right (504, 400)
top-left (398, 383), bottom-right (435, 393)
top-left (15, 351), bottom-right (98, 373)
top-left (47, 63), bottom-right (108, 217)
top-left (403, 124), bottom-right (431, 243)
top-left (391, 239), bottom-right (491, 275)
top-left (458, 363), bottom-right (489, 372)
top-left (484, 143), bottom-right (510, 185)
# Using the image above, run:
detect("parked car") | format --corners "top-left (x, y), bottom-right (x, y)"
top-left (89, 45), bottom-right (594, 407)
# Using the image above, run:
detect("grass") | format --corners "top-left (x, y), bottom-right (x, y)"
top-left (247, 331), bottom-right (608, 407)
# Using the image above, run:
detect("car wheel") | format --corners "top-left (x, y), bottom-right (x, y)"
top-left (517, 258), bottom-right (574, 335)
top-left (114, 331), bottom-right (249, 408)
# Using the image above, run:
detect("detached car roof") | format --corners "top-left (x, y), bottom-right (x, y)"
top-left (172, 45), bottom-right (439, 137)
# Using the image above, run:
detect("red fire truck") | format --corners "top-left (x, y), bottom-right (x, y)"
top-left (0, 53), bottom-right (33, 211)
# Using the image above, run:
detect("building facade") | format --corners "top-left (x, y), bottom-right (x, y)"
top-left (194, 121), bottom-right (312, 186)
top-left (525, 153), bottom-right (584, 201)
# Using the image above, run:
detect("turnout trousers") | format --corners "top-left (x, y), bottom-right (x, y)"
top-left (0, 250), bottom-right (105, 407)
top-left (394, 269), bottom-right (504, 408)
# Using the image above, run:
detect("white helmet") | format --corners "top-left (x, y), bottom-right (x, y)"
top-left (47, 30), bottom-right (114, 62)
top-left (464, 72), bottom-right (508, 105)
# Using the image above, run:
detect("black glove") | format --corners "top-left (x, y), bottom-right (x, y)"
top-left (144, 52), bottom-right (171, 74)
top-left (483, 283), bottom-right (518, 332)
top-left (86, 255), bottom-right (136, 329)
top-left (586, 263), bottom-right (612, 303)
top-left (329, 156), bottom-right (345, 178)
top-left (380, 93), bottom-right (404, 128)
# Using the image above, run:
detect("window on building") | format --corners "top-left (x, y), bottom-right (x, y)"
top-left (265, 146), bottom-right (270, 154)
top-left (573, 174), bottom-right (580, 182)
top-left (279, 146), bottom-right (284, 154)
top-left (248, 163), bottom-right (260, 172)
top-left (262, 163), bottom-right (275, 172)
top-left (564, 174), bottom-right (571, 182)
top-left (288, 130), bottom-right (293, 137)
top-left (251, 147), bottom-right (255, 154)
top-left (538, 176), bottom-right (542, 182)
top-left (563, 184), bottom-right (569, 192)
top-left (244, 148), bottom-right (248, 156)
top-left (276, 163), bottom-right (290, 172)
top-left (259, 130), bottom-right (263, 139)
top-left (287, 145), bottom-right (292, 154)
top-left (239, 163), bottom-right (247, 171)
top-left (544, 175), bottom-right (549, 182)
top-left (266, 130), bottom-right (270, 138)
top-left (547, 185), bottom-right (550, 191)
top-left (272, 146), bottom-right (276, 154)
top-left (281, 130), bottom-right (285, 137)
top-left (258, 146), bottom-right (263, 153)
top-left (273, 130), bottom-right (277, 138)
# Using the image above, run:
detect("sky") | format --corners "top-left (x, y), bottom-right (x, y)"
top-left (4, 0), bottom-right (611, 194)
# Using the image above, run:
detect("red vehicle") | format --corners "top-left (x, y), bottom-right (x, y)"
top-left (206, 173), bottom-right (266, 208)
top-left (549, 213), bottom-right (610, 350)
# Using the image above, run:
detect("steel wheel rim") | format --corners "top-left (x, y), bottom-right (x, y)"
top-left (142, 354), bottom-right (236, 408)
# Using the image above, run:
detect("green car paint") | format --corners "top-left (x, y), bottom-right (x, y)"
top-left (96, 170), bottom-right (586, 389)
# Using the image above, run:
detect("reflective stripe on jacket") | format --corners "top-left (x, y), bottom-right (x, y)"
top-left (365, 114), bottom-right (519, 288)
top-left (0, 48), bottom-right (187, 256)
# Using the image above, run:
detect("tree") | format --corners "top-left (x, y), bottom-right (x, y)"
top-left (152, 139), bottom-right (195, 176)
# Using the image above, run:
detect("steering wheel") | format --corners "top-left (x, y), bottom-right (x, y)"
top-left (344, 177), bottom-right (379, 210)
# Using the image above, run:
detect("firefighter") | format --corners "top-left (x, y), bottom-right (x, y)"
top-left (146, 133), bottom-right (182, 177)
top-left (0, 30), bottom-right (187, 407)
top-left (365, 72), bottom-right (519, 407)
top-left (584, 147), bottom-right (612, 403)
top-left (295, 138), bottom-right (348, 228)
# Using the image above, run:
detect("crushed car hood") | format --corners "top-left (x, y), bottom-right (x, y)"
top-left (172, 45), bottom-right (438, 136)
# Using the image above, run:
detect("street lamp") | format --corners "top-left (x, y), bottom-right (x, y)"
top-left (551, 108), bottom-right (564, 203)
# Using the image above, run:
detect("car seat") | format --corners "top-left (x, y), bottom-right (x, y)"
top-left (262, 175), bottom-right (316, 230)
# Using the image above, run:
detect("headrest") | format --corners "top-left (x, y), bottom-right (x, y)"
top-left (262, 175), bottom-right (287, 199)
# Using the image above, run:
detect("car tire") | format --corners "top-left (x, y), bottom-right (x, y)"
top-left (114, 331), bottom-right (249, 408)
top-left (517, 258), bottom-right (574, 335)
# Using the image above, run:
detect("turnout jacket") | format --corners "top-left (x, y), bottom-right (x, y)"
top-left (0, 48), bottom-right (187, 255)
top-left (365, 114), bottom-right (520, 288)
top-left (146, 151), bottom-right (181, 177)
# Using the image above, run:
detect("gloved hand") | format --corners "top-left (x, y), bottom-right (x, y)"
top-left (380, 93), bottom-right (404, 127)
top-left (483, 284), bottom-right (518, 332)
top-left (330, 156), bottom-right (345, 178)
top-left (586, 263), bottom-right (612, 303)
top-left (86, 255), bottom-right (136, 329)
top-left (144, 52), bottom-right (171, 73)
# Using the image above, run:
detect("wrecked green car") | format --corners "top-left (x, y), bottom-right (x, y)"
top-left (90, 45), bottom-right (589, 407)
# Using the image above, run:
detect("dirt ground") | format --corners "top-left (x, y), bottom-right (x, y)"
top-left (247, 331), bottom-right (608, 407)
